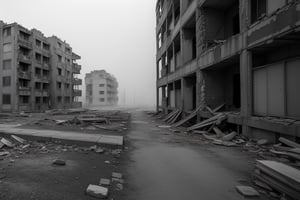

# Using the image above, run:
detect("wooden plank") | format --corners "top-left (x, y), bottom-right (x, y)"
top-left (206, 106), bottom-right (215, 115)
top-left (212, 127), bottom-right (224, 138)
top-left (279, 137), bottom-right (300, 148)
top-left (172, 106), bottom-right (201, 128)
top-left (167, 110), bottom-right (180, 124)
top-left (256, 160), bottom-right (300, 189)
top-left (212, 103), bottom-right (225, 113)
top-left (254, 172), bottom-right (300, 200)
top-left (187, 113), bottom-right (224, 130)
top-left (169, 110), bottom-right (182, 124)
top-left (270, 149), bottom-right (300, 161)
top-left (163, 109), bottom-right (178, 122)
top-left (187, 120), bottom-right (216, 131)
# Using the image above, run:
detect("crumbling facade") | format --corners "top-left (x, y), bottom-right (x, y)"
top-left (85, 70), bottom-right (118, 106)
top-left (156, 0), bottom-right (300, 140)
top-left (0, 21), bottom-right (82, 112)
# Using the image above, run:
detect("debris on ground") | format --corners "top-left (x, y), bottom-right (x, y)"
top-left (53, 159), bottom-right (66, 166)
top-left (112, 172), bottom-right (122, 179)
top-left (236, 185), bottom-right (260, 197)
top-left (99, 178), bottom-right (111, 186)
top-left (254, 160), bottom-right (300, 200)
top-left (86, 184), bottom-right (109, 199)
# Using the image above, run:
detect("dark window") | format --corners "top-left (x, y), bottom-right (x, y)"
top-left (57, 82), bottom-right (62, 89)
top-left (3, 76), bottom-right (11, 86)
top-left (20, 96), bottom-right (29, 104)
top-left (100, 98), bottom-right (105, 102)
top-left (251, 0), bottom-right (266, 23)
top-left (3, 59), bottom-right (11, 70)
top-left (99, 84), bottom-right (105, 87)
top-left (35, 97), bottom-right (41, 104)
top-left (36, 40), bottom-right (41, 48)
top-left (57, 96), bottom-right (62, 103)
top-left (57, 68), bottom-right (62, 75)
top-left (3, 27), bottom-right (11, 37)
top-left (99, 91), bottom-right (105, 95)
top-left (2, 94), bottom-right (11, 104)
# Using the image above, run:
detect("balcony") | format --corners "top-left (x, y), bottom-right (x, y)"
top-left (43, 63), bottom-right (50, 70)
top-left (18, 54), bottom-right (32, 63)
top-left (72, 63), bottom-right (81, 74)
top-left (18, 71), bottom-right (31, 80)
top-left (73, 89), bottom-right (82, 97)
top-left (72, 78), bottom-right (82, 85)
top-left (19, 87), bottom-right (31, 96)
top-left (72, 52), bottom-right (81, 60)
top-left (18, 36), bottom-right (32, 49)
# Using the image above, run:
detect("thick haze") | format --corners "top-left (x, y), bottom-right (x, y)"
top-left (0, 0), bottom-right (157, 107)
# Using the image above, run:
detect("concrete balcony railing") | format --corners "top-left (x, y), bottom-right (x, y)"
top-left (72, 78), bottom-right (82, 85)
top-left (43, 63), bottom-right (50, 70)
top-left (18, 87), bottom-right (31, 96)
top-left (18, 36), bottom-right (32, 49)
top-left (18, 54), bottom-right (32, 63)
top-left (73, 89), bottom-right (82, 97)
top-left (72, 63), bottom-right (81, 74)
top-left (18, 71), bottom-right (31, 80)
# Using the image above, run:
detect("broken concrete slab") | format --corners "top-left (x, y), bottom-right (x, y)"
top-left (0, 151), bottom-right (10, 156)
top-left (222, 131), bottom-right (237, 141)
top-left (236, 186), bottom-right (260, 197)
top-left (11, 135), bottom-right (26, 144)
top-left (0, 127), bottom-right (123, 147)
top-left (86, 184), bottom-right (108, 199)
top-left (257, 139), bottom-right (268, 145)
top-left (0, 138), bottom-right (13, 147)
top-left (99, 178), bottom-right (111, 186)
top-left (112, 172), bottom-right (122, 179)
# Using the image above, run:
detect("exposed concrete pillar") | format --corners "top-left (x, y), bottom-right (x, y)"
top-left (240, 50), bottom-right (252, 136)
top-left (181, 78), bottom-right (185, 111)
top-left (156, 86), bottom-right (159, 112)
top-left (196, 7), bottom-right (206, 56)
top-left (196, 69), bottom-right (206, 122)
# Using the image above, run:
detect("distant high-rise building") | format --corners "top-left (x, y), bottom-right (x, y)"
top-left (85, 70), bottom-right (118, 106)
top-left (0, 21), bottom-right (82, 112)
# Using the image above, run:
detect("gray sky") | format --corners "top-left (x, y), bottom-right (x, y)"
top-left (0, 0), bottom-right (157, 107)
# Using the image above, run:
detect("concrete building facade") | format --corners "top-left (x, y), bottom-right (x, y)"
top-left (0, 21), bottom-right (82, 112)
top-left (85, 70), bottom-right (118, 106)
top-left (156, 0), bottom-right (300, 141)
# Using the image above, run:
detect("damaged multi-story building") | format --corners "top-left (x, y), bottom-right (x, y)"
top-left (156, 0), bottom-right (300, 141)
top-left (0, 21), bottom-right (82, 112)
top-left (85, 70), bottom-right (118, 106)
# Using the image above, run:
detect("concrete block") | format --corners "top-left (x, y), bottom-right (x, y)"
top-left (86, 184), bottom-right (108, 199)
top-left (99, 178), bottom-right (110, 186)
top-left (236, 186), bottom-right (260, 197)
top-left (112, 172), bottom-right (122, 179)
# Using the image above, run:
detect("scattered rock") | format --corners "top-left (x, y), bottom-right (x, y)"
top-left (89, 145), bottom-right (97, 151)
top-left (96, 148), bottom-right (105, 154)
top-left (99, 178), bottom-right (111, 186)
top-left (112, 172), bottom-right (122, 179)
top-left (257, 139), bottom-right (268, 145)
top-left (104, 161), bottom-right (111, 164)
top-left (53, 159), bottom-right (66, 166)
top-left (236, 186), bottom-right (260, 197)
top-left (112, 178), bottom-right (125, 184)
top-left (116, 183), bottom-right (123, 191)
top-left (86, 184), bottom-right (108, 199)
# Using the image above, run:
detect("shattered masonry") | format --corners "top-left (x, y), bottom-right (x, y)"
top-left (155, 0), bottom-right (300, 141)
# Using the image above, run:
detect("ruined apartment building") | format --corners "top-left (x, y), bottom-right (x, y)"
top-left (85, 70), bottom-right (118, 106)
top-left (156, 0), bottom-right (300, 141)
top-left (0, 21), bottom-right (82, 112)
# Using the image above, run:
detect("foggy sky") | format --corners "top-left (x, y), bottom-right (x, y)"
top-left (0, 0), bottom-right (157, 107)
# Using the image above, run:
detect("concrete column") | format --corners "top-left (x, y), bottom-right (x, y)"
top-left (240, 50), bottom-right (252, 136)
top-left (156, 86), bottom-right (159, 112)
top-left (196, 7), bottom-right (206, 56)
top-left (181, 78), bottom-right (185, 111)
top-left (196, 69), bottom-right (205, 122)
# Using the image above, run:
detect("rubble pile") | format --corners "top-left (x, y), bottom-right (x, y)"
top-left (30, 109), bottom-right (130, 132)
